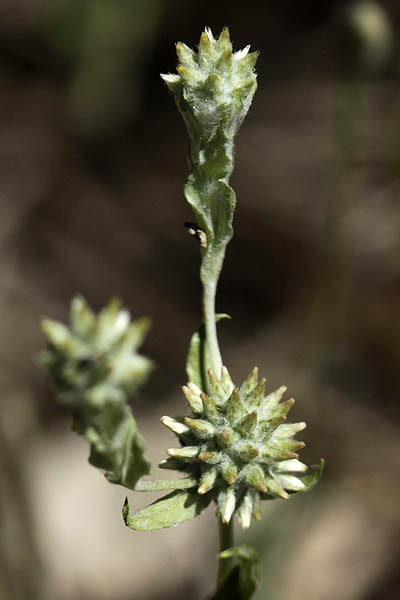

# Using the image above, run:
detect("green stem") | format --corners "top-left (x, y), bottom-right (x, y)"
top-left (217, 520), bottom-right (234, 585)
top-left (202, 279), bottom-right (223, 379)
top-left (201, 252), bottom-right (233, 589)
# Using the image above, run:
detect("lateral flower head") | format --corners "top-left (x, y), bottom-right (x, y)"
top-left (41, 296), bottom-right (152, 404)
top-left (40, 297), bottom-right (153, 489)
top-left (161, 367), bottom-right (321, 530)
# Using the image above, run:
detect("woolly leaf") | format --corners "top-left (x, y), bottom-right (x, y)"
top-left (300, 458), bottom-right (325, 492)
top-left (122, 490), bottom-right (211, 531)
top-left (134, 477), bottom-right (197, 492)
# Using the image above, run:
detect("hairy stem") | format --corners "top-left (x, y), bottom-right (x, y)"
top-left (202, 279), bottom-right (223, 380)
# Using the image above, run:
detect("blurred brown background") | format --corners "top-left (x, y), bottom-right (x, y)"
top-left (1, 1), bottom-right (400, 599)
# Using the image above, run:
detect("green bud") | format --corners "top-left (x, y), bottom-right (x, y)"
top-left (274, 459), bottom-right (308, 473)
top-left (198, 447), bottom-right (223, 465)
top-left (240, 367), bottom-right (259, 399)
top-left (274, 474), bottom-right (305, 492)
top-left (238, 411), bottom-right (258, 436)
top-left (182, 383), bottom-right (204, 414)
top-left (198, 467), bottom-right (218, 494)
top-left (200, 392), bottom-right (221, 424)
top-left (167, 446), bottom-right (199, 459)
top-left (184, 417), bottom-right (215, 439)
top-left (218, 486), bottom-right (236, 524)
top-left (264, 476), bottom-right (288, 500)
top-left (161, 416), bottom-right (190, 437)
top-left (226, 387), bottom-right (248, 424)
top-left (243, 463), bottom-right (268, 494)
top-left (220, 457), bottom-right (239, 485)
top-left (238, 489), bottom-right (256, 530)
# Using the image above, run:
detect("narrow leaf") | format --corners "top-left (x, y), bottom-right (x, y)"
top-left (186, 314), bottom-right (231, 389)
top-left (123, 489), bottom-right (211, 531)
top-left (134, 477), bottom-right (197, 492)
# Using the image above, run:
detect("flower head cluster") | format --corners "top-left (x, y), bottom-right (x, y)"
top-left (161, 27), bottom-right (258, 144)
top-left (161, 367), bottom-right (309, 529)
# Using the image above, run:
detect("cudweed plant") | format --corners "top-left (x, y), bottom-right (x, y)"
top-left (41, 28), bottom-right (323, 600)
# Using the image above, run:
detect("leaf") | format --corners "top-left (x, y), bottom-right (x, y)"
top-left (300, 458), bottom-right (325, 492)
top-left (210, 545), bottom-right (260, 600)
top-left (134, 477), bottom-right (197, 492)
top-left (186, 314), bottom-right (231, 389)
top-left (123, 489), bottom-right (211, 531)
top-left (73, 395), bottom-right (152, 490)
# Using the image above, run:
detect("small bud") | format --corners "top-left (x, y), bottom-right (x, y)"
top-left (274, 474), bottom-right (305, 492)
top-left (260, 386), bottom-right (287, 419)
top-left (241, 51), bottom-right (259, 72)
top-left (226, 387), bottom-right (247, 424)
top-left (41, 319), bottom-right (75, 351)
top-left (237, 442), bottom-right (259, 461)
top-left (218, 27), bottom-right (231, 50)
top-left (70, 296), bottom-right (96, 338)
top-left (252, 494), bottom-right (262, 521)
top-left (240, 366), bottom-right (259, 399)
top-left (176, 42), bottom-right (196, 68)
top-left (182, 384), bottom-right (203, 414)
top-left (259, 416), bottom-right (286, 437)
top-left (161, 416), bottom-right (190, 436)
top-left (177, 64), bottom-right (200, 84)
top-left (160, 73), bottom-right (181, 90)
top-left (159, 457), bottom-right (185, 471)
top-left (271, 422), bottom-right (306, 440)
top-left (251, 378), bottom-right (266, 407)
top-left (238, 490), bottom-right (254, 530)
top-left (238, 411), bottom-right (258, 436)
top-left (208, 369), bottom-right (218, 387)
top-left (198, 468), bottom-right (218, 494)
top-left (218, 487), bottom-right (236, 524)
top-left (184, 417), bottom-right (215, 439)
top-left (198, 447), bottom-right (223, 465)
top-left (274, 459), bottom-right (308, 473)
top-left (221, 457), bottom-right (239, 485)
top-left (221, 366), bottom-right (233, 389)
top-left (270, 398), bottom-right (295, 419)
top-left (201, 393), bottom-right (221, 424)
top-left (264, 476), bottom-right (289, 500)
top-left (167, 446), bottom-right (199, 459)
top-left (244, 464), bottom-right (267, 494)
top-left (216, 49), bottom-right (233, 73)
top-left (217, 427), bottom-right (239, 448)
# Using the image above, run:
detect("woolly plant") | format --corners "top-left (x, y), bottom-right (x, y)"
top-left (41, 27), bottom-right (323, 600)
